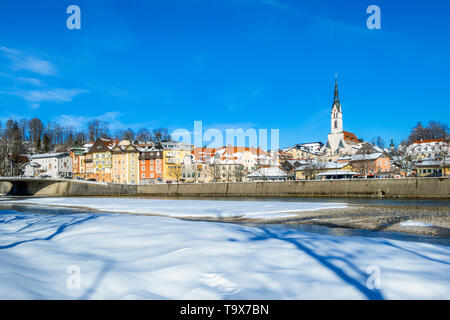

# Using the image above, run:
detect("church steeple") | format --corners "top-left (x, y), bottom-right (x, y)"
top-left (333, 73), bottom-right (341, 112)
top-left (331, 74), bottom-right (343, 134)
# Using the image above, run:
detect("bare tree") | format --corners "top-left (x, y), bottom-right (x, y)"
top-left (136, 128), bottom-right (151, 141)
top-left (406, 121), bottom-right (449, 145)
top-left (152, 128), bottom-right (171, 142)
top-left (302, 160), bottom-right (326, 180)
top-left (0, 120), bottom-right (28, 176)
top-left (206, 157), bottom-right (221, 182)
top-left (28, 117), bottom-right (44, 149)
top-left (122, 128), bottom-right (136, 141)
top-left (371, 136), bottom-right (385, 149)
top-left (87, 120), bottom-right (109, 141)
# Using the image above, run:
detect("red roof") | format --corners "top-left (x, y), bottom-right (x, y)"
top-left (343, 131), bottom-right (359, 143)
top-left (412, 139), bottom-right (446, 144)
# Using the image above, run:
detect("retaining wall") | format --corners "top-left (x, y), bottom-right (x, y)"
top-left (1, 178), bottom-right (449, 198)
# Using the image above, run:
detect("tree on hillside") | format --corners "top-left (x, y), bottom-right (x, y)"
top-left (87, 120), bottom-right (109, 141)
top-left (152, 127), bottom-right (171, 142)
top-left (136, 128), bottom-right (151, 142)
top-left (0, 120), bottom-right (28, 176)
top-left (122, 128), bottom-right (136, 141)
top-left (405, 121), bottom-right (449, 145)
top-left (42, 133), bottom-right (51, 153)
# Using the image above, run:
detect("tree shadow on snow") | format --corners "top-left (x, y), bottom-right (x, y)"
top-left (0, 214), bottom-right (99, 250)
top-left (234, 227), bottom-right (385, 300)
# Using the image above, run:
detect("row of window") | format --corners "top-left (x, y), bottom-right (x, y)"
top-left (141, 159), bottom-right (161, 164)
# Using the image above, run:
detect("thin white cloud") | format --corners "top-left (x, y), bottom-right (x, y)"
top-left (14, 56), bottom-right (57, 76)
top-left (0, 46), bottom-right (57, 76)
top-left (15, 77), bottom-right (46, 87)
top-left (54, 112), bottom-right (161, 132)
top-left (16, 88), bottom-right (88, 103)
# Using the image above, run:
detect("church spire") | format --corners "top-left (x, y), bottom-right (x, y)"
top-left (332, 73), bottom-right (341, 112)
top-left (334, 73), bottom-right (339, 103)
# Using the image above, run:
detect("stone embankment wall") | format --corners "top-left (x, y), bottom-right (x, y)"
top-left (1, 178), bottom-right (449, 198)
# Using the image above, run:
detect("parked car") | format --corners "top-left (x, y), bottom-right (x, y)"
top-left (87, 178), bottom-right (97, 182)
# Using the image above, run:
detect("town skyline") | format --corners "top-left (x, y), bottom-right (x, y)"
top-left (1, 1), bottom-right (450, 148)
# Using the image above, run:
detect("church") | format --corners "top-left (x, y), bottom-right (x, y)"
top-left (322, 77), bottom-right (363, 156)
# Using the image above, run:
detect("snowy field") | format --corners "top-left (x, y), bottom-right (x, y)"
top-left (0, 202), bottom-right (449, 299)
top-left (1, 197), bottom-right (348, 220)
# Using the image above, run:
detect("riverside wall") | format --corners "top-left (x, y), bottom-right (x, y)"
top-left (1, 178), bottom-right (449, 198)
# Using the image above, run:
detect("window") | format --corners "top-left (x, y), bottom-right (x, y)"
top-left (141, 160), bottom-right (145, 164)
top-left (142, 173), bottom-right (145, 178)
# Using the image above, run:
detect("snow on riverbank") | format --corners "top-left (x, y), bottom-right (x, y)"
top-left (1, 197), bottom-right (347, 220)
top-left (0, 209), bottom-right (449, 299)
top-left (400, 220), bottom-right (434, 227)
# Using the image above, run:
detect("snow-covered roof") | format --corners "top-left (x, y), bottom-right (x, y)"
top-left (294, 161), bottom-right (348, 171)
top-left (317, 170), bottom-right (358, 176)
top-left (31, 152), bottom-right (69, 159)
top-left (248, 167), bottom-right (286, 177)
top-left (350, 152), bottom-right (384, 161)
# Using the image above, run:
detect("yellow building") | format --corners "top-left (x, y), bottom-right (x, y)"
top-left (283, 146), bottom-right (319, 160)
top-left (415, 160), bottom-right (450, 177)
top-left (162, 142), bottom-right (192, 182)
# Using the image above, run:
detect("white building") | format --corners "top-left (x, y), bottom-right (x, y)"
top-left (24, 152), bottom-right (72, 179)
top-left (404, 139), bottom-right (449, 160)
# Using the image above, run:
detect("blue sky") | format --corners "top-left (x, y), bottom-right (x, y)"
top-left (0, 0), bottom-right (449, 148)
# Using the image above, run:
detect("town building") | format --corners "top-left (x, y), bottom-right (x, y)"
top-left (138, 144), bottom-right (163, 184)
top-left (70, 142), bottom-right (93, 180)
top-left (347, 143), bottom-right (391, 177)
top-left (24, 152), bottom-right (72, 179)
top-left (162, 142), bottom-right (192, 182)
top-left (294, 161), bottom-right (352, 180)
top-left (87, 138), bottom-right (116, 183)
top-left (415, 159), bottom-right (450, 177)
top-left (111, 140), bottom-right (140, 184)
top-left (405, 139), bottom-right (449, 161)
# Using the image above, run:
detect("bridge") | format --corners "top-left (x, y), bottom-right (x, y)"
top-left (0, 177), bottom-right (123, 196)
top-left (0, 176), bottom-right (449, 198)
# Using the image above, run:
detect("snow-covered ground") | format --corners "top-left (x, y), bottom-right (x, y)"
top-left (0, 205), bottom-right (449, 299)
top-left (1, 197), bottom-right (347, 220)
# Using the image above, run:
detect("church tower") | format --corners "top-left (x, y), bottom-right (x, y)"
top-left (331, 75), bottom-right (343, 134)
